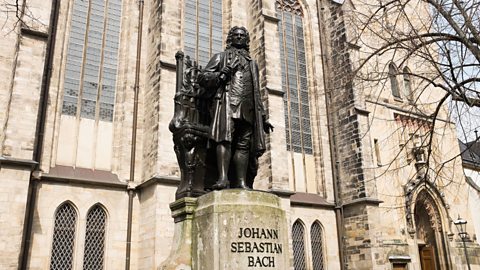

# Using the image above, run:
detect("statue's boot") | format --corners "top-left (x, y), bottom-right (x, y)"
top-left (212, 179), bottom-right (230, 190)
top-left (234, 149), bottom-right (250, 190)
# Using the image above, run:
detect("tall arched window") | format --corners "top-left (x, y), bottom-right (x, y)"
top-left (50, 202), bottom-right (78, 270)
top-left (62, 0), bottom-right (122, 122)
top-left (403, 66), bottom-right (412, 100)
top-left (311, 221), bottom-right (325, 270)
top-left (184, 0), bottom-right (223, 66)
top-left (292, 220), bottom-right (307, 270)
top-left (57, 0), bottom-right (122, 169)
top-left (389, 63), bottom-right (401, 98)
top-left (276, 0), bottom-right (313, 155)
top-left (83, 205), bottom-right (107, 270)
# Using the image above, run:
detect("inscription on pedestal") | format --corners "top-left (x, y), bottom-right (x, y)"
top-left (230, 227), bottom-right (283, 268)
top-left (193, 190), bottom-right (289, 270)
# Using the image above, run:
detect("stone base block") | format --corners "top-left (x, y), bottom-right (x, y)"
top-left (192, 190), bottom-right (289, 270)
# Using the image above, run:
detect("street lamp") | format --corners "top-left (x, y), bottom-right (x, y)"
top-left (453, 215), bottom-right (471, 270)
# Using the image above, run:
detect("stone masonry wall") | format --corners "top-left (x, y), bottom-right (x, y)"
top-left (322, 1), bottom-right (377, 269)
top-left (142, 0), bottom-right (164, 180)
top-left (247, 0), bottom-right (274, 191)
top-left (0, 167), bottom-right (31, 270)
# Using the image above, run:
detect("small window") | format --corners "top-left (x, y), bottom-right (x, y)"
top-left (393, 263), bottom-right (408, 269)
top-left (389, 63), bottom-right (401, 99)
top-left (50, 203), bottom-right (78, 270)
top-left (292, 220), bottom-right (307, 270)
top-left (83, 205), bottom-right (107, 270)
top-left (403, 67), bottom-right (412, 100)
top-left (374, 138), bottom-right (382, 166)
top-left (311, 222), bottom-right (325, 270)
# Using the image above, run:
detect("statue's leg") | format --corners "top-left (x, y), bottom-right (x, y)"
top-left (213, 142), bottom-right (231, 189)
top-left (233, 121), bottom-right (253, 189)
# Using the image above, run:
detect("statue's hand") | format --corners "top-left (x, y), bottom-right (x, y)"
top-left (219, 66), bottom-right (232, 82)
top-left (263, 120), bottom-right (274, 134)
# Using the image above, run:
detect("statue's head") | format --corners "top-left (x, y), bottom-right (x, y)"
top-left (226, 26), bottom-right (250, 51)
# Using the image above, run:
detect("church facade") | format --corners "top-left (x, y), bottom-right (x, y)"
top-left (0, 0), bottom-right (478, 269)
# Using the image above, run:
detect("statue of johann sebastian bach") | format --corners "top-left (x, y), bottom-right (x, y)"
top-left (199, 26), bottom-right (274, 190)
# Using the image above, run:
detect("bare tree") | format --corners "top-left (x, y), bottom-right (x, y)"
top-left (1, 0), bottom-right (45, 33)
top-left (347, 0), bottom-right (479, 167)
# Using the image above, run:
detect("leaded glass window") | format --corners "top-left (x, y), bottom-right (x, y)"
top-left (83, 205), bottom-right (107, 270)
top-left (292, 220), bottom-right (307, 270)
top-left (389, 63), bottom-right (401, 99)
top-left (184, 0), bottom-right (223, 66)
top-left (311, 222), bottom-right (325, 270)
top-left (50, 203), bottom-right (77, 270)
top-left (276, 1), bottom-right (313, 154)
top-left (62, 0), bottom-right (122, 122)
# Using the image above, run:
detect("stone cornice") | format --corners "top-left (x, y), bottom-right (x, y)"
top-left (21, 27), bottom-right (49, 39)
top-left (160, 60), bottom-right (177, 70)
top-left (0, 156), bottom-right (38, 170)
top-left (41, 174), bottom-right (127, 189)
top-left (366, 99), bottom-right (453, 124)
top-left (342, 197), bottom-right (383, 208)
top-left (137, 175), bottom-right (181, 190)
top-left (266, 86), bottom-right (284, 96)
top-left (41, 166), bottom-right (126, 189)
top-left (290, 192), bottom-right (336, 209)
top-left (269, 188), bottom-right (295, 198)
top-left (262, 11), bottom-right (280, 23)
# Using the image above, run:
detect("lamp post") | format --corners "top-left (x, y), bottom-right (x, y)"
top-left (453, 216), bottom-right (471, 270)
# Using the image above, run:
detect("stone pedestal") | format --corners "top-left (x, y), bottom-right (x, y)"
top-left (159, 197), bottom-right (197, 270)
top-left (159, 190), bottom-right (290, 270)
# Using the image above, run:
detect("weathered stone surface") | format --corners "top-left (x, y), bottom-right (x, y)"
top-left (192, 190), bottom-right (289, 270)
top-left (158, 197), bottom-right (197, 270)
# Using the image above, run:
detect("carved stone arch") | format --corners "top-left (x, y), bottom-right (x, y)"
top-left (406, 183), bottom-right (452, 269)
top-left (405, 179), bottom-right (450, 236)
top-left (415, 191), bottom-right (443, 232)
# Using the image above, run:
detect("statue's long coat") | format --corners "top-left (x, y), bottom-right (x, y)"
top-left (199, 50), bottom-right (267, 184)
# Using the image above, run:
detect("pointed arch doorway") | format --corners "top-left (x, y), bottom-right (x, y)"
top-left (414, 191), bottom-right (449, 270)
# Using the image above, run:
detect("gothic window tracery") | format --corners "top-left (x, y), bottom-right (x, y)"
top-left (276, 0), bottom-right (303, 16)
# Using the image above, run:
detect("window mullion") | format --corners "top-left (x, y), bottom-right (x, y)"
top-left (76, 0), bottom-right (93, 119)
top-left (195, 0), bottom-right (199, 61)
top-left (209, 0), bottom-right (212, 57)
top-left (94, 0), bottom-right (110, 123)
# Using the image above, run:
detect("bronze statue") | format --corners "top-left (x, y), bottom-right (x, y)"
top-left (199, 26), bottom-right (273, 190)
